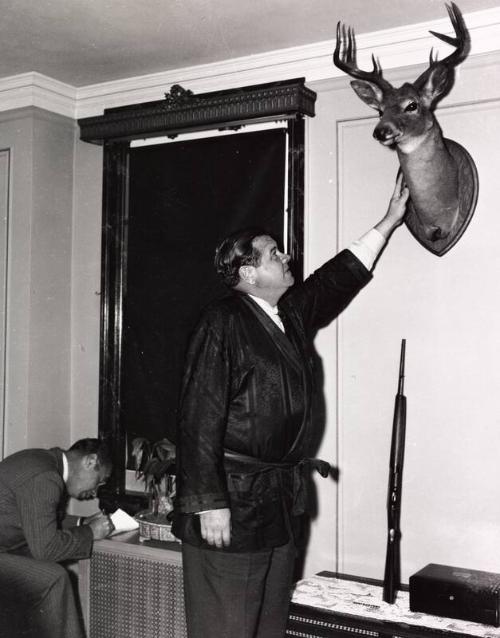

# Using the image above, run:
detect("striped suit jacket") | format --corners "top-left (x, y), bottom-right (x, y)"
top-left (0, 447), bottom-right (93, 561)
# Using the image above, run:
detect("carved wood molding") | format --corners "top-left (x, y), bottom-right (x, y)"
top-left (78, 78), bottom-right (316, 144)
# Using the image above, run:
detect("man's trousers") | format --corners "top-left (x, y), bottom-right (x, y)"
top-left (182, 539), bottom-right (296, 638)
top-left (0, 552), bottom-right (85, 638)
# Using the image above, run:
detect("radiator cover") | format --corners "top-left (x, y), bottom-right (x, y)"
top-left (81, 537), bottom-right (187, 638)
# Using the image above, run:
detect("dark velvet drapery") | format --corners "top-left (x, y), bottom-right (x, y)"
top-left (122, 128), bottom-right (287, 448)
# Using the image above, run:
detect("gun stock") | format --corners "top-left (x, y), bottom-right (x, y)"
top-left (383, 339), bottom-right (407, 604)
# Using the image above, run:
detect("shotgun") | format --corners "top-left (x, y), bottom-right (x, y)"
top-left (383, 339), bottom-right (407, 604)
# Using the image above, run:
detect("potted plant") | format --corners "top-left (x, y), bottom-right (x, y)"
top-left (131, 436), bottom-right (178, 542)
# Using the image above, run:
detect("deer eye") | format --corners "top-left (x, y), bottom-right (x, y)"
top-left (404, 102), bottom-right (418, 113)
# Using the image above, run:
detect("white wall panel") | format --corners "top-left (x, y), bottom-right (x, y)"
top-left (337, 100), bottom-right (500, 581)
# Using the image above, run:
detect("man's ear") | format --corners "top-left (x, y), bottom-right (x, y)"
top-left (83, 453), bottom-right (98, 470)
top-left (239, 265), bottom-right (256, 285)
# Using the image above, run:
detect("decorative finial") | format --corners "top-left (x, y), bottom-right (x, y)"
top-left (164, 84), bottom-right (194, 109)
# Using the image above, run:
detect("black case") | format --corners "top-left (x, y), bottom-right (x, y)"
top-left (409, 563), bottom-right (500, 627)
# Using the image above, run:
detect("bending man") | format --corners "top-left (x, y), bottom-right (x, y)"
top-left (0, 437), bottom-right (115, 638)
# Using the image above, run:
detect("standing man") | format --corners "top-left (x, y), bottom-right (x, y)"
top-left (173, 174), bottom-right (409, 638)
top-left (0, 438), bottom-right (115, 638)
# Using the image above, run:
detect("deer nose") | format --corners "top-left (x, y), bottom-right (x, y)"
top-left (373, 126), bottom-right (396, 143)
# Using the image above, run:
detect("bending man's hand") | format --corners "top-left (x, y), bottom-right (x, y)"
top-left (87, 513), bottom-right (115, 540)
top-left (199, 508), bottom-right (231, 548)
top-left (375, 172), bottom-right (410, 239)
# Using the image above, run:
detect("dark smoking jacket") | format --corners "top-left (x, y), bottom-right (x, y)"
top-left (173, 249), bottom-right (372, 551)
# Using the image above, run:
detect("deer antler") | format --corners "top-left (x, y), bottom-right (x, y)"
top-left (414, 2), bottom-right (470, 94)
top-left (428, 2), bottom-right (471, 67)
top-left (333, 21), bottom-right (392, 91)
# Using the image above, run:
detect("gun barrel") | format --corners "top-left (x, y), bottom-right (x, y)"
top-left (390, 396), bottom-right (407, 468)
top-left (397, 338), bottom-right (406, 395)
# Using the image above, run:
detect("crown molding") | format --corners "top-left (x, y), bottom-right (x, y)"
top-left (0, 6), bottom-right (499, 119)
top-left (0, 72), bottom-right (76, 118)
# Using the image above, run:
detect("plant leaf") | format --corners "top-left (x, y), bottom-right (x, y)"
top-left (152, 438), bottom-right (176, 461)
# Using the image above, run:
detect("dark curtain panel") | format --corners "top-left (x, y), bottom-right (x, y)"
top-left (123, 128), bottom-right (287, 451)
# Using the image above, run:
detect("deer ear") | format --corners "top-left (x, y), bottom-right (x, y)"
top-left (350, 80), bottom-right (384, 111)
top-left (418, 65), bottom-right (452, 106)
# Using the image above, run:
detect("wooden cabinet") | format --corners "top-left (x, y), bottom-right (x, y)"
top-left (79, 532), bottom-right (186, 638)
top-left (286, 573), bottom-right (500, 638)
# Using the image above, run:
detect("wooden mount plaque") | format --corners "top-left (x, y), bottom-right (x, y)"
top-left (404, 138), bottom-right (479, 257)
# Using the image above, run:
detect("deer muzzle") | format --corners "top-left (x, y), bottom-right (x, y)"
top-left (373, 123), bottom-right (400, 146)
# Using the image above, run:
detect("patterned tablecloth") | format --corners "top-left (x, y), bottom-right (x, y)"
top-left (291, 574), bottom-right (500, 637)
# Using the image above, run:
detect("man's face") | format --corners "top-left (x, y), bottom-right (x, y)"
top-left (67, 454), bottom-right (112, 500)
top-left (251, 235), bottom-right (294, 295)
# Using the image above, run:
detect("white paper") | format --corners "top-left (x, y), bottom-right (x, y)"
top-left (109, 508), bottom-right (139, 535)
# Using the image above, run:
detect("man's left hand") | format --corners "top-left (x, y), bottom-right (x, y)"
top-left (199, 508), bottom-right (231, 548)
top-left (375, 172), bottom-right (410, 239)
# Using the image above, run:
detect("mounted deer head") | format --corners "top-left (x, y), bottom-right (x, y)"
top-left (333, 3), bottom-right (478, 256)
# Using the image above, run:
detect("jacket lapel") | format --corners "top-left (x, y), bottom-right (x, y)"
top-left (239, 295), bottom-right (303, 372)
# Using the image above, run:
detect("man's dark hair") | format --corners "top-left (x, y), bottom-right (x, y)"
top-left (214, 227), bottom-right (270, 288)
top-left (69, 438), bottom-right (112, 469)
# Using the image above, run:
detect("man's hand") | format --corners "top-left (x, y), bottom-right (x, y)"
top-left (87, 512), bottom-right (115, 540)
top-left (375, 172), bottom-right (410, 239)
top-left (199, 508), bottom-right (231, 548)
top-left (81, 511), bottom-right (101, 525)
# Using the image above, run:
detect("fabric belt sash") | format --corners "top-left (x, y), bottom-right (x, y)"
top-left (223, 450), bottom-right (331, 515)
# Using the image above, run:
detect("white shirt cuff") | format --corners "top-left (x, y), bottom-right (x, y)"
top-left (348, 228), bottom-right (386, 271)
